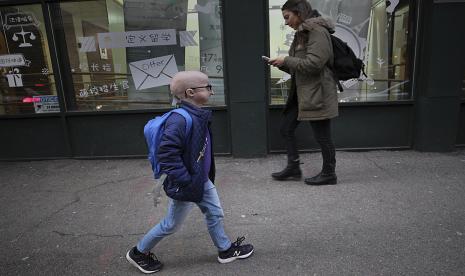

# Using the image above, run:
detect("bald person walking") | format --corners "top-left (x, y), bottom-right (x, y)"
top-left (126, 71), bottom-right (254, 274)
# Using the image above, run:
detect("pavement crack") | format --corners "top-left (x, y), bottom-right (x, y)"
top-left (366, 155), bottom-right (402, 182)
top-left (128, 232), bottom-right (146, 237)
top-left (11, 176), bottom-right (145, 243)
top-left (11, 194), bottom-right (81, 243)
top-left (52, 230), bottom-right (124, 238)
top-left (75, 175), bottom-right (140, 194)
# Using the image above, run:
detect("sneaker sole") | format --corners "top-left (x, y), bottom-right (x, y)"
top-left (126, 251), bottom-right (161, 274)
top-left (217, 249), bottom-right (254, 264)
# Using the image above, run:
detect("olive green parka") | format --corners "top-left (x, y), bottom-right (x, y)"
top-left (280, 17), bottom-right (338, 121)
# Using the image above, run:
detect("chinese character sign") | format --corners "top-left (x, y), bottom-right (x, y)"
top-left (97, 29), bottom-right (177, 49)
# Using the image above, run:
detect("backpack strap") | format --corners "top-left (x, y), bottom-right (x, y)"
top-left (336, 80), bottom-right (344, 92)
top-left (152, 108), bottom-right (192, 179)
top-left (327, 62), bottom-right (344, 92)
top-left (172, 108), bottom-right (192, 138)
top-left (361, 63), bottom-right (368, 78)
top-left (326, 34), bottom-right (344, 92)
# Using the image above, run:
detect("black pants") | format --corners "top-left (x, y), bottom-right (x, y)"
top-left (280, 104), bottom-right (336, 174)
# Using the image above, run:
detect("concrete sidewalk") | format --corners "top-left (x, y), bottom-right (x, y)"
top-left (1, 150), bottom-right (465, 275)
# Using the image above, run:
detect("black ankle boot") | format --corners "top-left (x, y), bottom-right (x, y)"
top-left (304, 172), bottom-right (337, 185)
top-left (271, 161), bottom-right (302, 181)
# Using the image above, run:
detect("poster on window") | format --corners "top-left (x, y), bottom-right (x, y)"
top-left (123, 0), bottom-right (188, 103)
top-left (198, 0), bottom-right (223, 78)
top-left (129, 55), bottom-right (178, 90)
top-left (33, 95), bottom-right (60, 113)
top-left (97, 29), bottom-right (177, 49)
top-left (0, 54), bottom-right (26, 67)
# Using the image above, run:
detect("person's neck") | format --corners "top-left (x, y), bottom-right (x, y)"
top-left (182, 99), bottom-right (203, 108)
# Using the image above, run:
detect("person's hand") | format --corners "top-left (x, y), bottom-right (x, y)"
top-left (269, 56), bottom-right (286, 67)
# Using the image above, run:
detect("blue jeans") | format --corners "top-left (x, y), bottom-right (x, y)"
top-left (137, 180), bottom-right (232, 252)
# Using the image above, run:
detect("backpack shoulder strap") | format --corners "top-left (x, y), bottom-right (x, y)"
top-left (172, 108), bottom-right (192, 136)
top-left (327, 35), bottom-right (343, 92)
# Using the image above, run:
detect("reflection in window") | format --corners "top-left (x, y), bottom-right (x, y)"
top-left (268, 0), bottom-right (413, 104)
top-left (58, 0), bottom-right (225, 112)
top-left (0, 5), bottom-right (58, 115)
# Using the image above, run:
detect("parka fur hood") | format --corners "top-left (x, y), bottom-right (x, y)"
top-left (298, 16), bottom-right (335, 34)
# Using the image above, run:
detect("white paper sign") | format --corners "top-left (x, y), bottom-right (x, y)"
top-left (386, 0), bottom-right (400, 13)
top-left (342, 79), bottom-right (359, 89)
top-left (78, 36), bottom-right (96, 52)
top-left (97, 29), bottom-right (176, 49)
top-left (129, 55), bottom-right (178, 90)
top-left (179, 31), bottom-right (198, 47)
top-left (33, 95), bottom-right (60, 113)
top-left (0, 54), bottom-right (26, 67)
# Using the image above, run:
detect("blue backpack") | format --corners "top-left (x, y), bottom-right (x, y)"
top-left (143, 108), bottom-right (192, 179)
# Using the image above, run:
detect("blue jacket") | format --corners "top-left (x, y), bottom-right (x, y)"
top-left (157, 101), bottom-right (215, 202)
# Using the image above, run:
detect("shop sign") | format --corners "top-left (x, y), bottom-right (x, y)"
top-left (0, 54), bottom-right (26, 67)
top-left (33, 95), bottom-right (60, 113)
top-left (3, 12), bottom-right (40, 29)
top-left (97, 29), bottom-right (176, 49)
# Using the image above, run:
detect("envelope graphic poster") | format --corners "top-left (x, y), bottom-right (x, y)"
top-left (129, 55), bottom-right (178, 90)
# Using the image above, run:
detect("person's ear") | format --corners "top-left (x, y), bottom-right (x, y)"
top-left (185, 88), bottom-right (195, 97)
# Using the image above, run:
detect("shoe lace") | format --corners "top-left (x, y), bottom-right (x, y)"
top-left (232, 236), bottom-right (245, 247)
top-left (146, 252), bottom-right (159, 263)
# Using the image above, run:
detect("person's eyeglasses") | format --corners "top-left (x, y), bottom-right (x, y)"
top-left (189, 84), bottom-right (212, 92)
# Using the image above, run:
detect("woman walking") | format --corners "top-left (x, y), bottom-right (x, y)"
top-left (269, 0), bottom-right (338, 185)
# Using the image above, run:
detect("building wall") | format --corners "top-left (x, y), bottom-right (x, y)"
top-left (413, 0), bottom-right (465, 152)
top-left (0, 0), bottom-right (464, 160)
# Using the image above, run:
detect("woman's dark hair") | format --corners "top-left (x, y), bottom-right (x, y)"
top-left (281, 0), bottom-right (314, 20)
top-left (282, 0), bottom-right (319, 48)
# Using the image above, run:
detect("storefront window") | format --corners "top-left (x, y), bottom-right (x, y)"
top-left (0, 5), bottom-right (59, 115)
top-left (57, 0), bottom-right (225, 112)
top-left (268, 0), bottom-right (413, 104)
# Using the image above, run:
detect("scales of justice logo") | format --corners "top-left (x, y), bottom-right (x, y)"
top-left (3, 12), bottom-right (40, 48)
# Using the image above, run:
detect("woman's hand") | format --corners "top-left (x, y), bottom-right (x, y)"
top-left (269, 56), bottom-right (286, 67)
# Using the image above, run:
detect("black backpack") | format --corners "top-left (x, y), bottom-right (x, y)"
top-left (329, 34), bottom-right (366, 91)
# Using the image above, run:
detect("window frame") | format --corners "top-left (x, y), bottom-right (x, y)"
top-left (51, 0), bottom-right (228, 113)
top-left (0, 2), bottom-right (68, 117)
top-left (266, 0), bottom-right (420, 106)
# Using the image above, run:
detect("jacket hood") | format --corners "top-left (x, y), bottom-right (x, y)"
top-left (180, 100), bottom-right (212, 121)
top-left (298, 16), bottom-right (335, 34)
